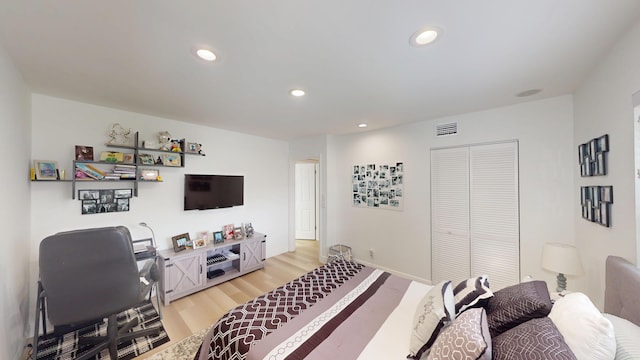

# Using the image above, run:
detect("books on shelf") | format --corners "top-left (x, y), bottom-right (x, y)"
top-left (75, 163), bottom-right (106, 180)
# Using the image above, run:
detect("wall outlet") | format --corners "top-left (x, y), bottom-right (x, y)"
top-left (369, 249), bottom-right (374, 257)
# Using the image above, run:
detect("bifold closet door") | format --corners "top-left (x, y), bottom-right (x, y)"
top-left (469, 142), bottom-right (519, 290)
top-left (431, 142), bottom-right (519, 290)
top-left (431, 146), bottom-right (470, 284)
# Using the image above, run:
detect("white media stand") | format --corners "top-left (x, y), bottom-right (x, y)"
top-left (157, 232), bottom-right (266, 305)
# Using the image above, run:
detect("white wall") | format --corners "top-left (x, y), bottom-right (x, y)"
top-left (573, 18), bottom-right (640, 308)
top-left (327, 96), bottom-right (575, 287)
top-left (29, 94), bottom-right (290, 328)
top-left (0, 43), bottom-right (31, 359)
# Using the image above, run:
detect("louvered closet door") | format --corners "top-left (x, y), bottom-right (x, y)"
top-left (469, 142), bottom-right (519, 290)
top-left (431, 147), bottom-right (470, 283)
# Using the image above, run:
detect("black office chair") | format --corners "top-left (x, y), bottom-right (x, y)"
top-left (33, 226), bottom-right (162, 360)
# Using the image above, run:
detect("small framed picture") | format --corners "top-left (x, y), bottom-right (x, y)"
top-left (114, 189), bottom-right (133, 199)
top-left (186, 142), bottom-right (201, 153)
top-left (78, 190), bottom-right (100, 200)
top-left (163, 153), bottom-right (182, 167)
top-left (213, 231), bottom-right (224, 244)
top-left (192, 238), bottom-right (206, 249)
top-left (34, 160), bottom-right (59, 180)
top-left (123, 153), bottom-right (135, 164)
top-left (75, 146), bottom-right (94, 161)
top-left (116, 198), bottom-right (130, 211)
top-left (197, 231), bottom-right (210, 244)
top-left (139, 153), bottom-right (155, 165)
top-left (234, 227), bottom-right (244, 240)
top-left (141, 169), bottom-right (159, 181)
top-left (223, 224), bottom-right (234, 240)
top-left (172, 233), bottom-right (190, 253)
top-left (597, 134), bottom-right (609, 152)
top-left (81, 200), bottom-right (97, 214)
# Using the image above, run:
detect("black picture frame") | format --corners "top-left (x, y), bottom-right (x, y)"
top-left (579, 134), bottom-right (609, 177)
top-left (172, 233), bottom-right (190, 252)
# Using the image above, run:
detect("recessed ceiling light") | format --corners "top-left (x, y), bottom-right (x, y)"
top-left (195, 48), bottom-right (216, 61)
top-left (358, 123), bottom-right (368, 128)
top-left (410, 28), bottom-right (440, 46)
top-left (516, 89), bottom-right (542, 97)
top-left (290, 89), bottom-right (306, 97)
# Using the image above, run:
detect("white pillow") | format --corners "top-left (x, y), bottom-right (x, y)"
top-left (408, 280), bottom-right (455, 359)
top-left (548, 292), bottom-right (615, 360)
top-left (603, 313), bottom-right (640, 360)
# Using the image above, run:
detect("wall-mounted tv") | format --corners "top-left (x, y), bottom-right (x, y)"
top-left (184, 174), bottom-right (244, 210)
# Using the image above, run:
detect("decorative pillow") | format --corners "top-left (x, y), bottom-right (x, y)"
top-left (492, 317), bottom-right (577, 360)
top-left (453, 275), bottom-right (493, 315)
top-left (485, 280), bottom-right (552, 336)
top-left (408, 281), bottom-right (455, 359)
top-left (427, 308), bottom-right (491, 360)
top-left (603, 313), bottom-right (640, 360)
top-left (549, 292), bottom-right (615, 360)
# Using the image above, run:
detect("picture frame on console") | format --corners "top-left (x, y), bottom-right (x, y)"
top-left (193, 238), bottom-right (206, 249)
top-left (172, 233), bottom-right (190, 252)
top-left (213, 231), bottom-right (224, 244)
top-left (234, 227), bottom-right (244, 240)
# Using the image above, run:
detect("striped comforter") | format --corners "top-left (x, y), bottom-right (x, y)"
top-left (195, 260), bottom-right (432, 360)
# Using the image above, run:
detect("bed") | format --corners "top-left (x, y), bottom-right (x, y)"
top-left (195, 255), bottom-right (640, 360)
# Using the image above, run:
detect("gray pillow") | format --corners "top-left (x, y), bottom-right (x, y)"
top-left (492, 317), bottom-right (577, 360)
top-left (485, 280), bottom-right (552, 336)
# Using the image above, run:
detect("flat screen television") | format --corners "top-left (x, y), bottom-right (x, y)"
top-left (184, 174), bottom-right (244, 210)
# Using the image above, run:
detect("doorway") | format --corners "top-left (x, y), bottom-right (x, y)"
top-left (295, 162), bottom-right (319, 241)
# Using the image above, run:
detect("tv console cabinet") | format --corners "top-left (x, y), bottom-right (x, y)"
top-left (157, 233), bottom-right (266, 305)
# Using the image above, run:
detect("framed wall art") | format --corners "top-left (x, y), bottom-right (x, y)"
top-left (578, 134), bottom-right (609, 177)
top-left (352, 162), bottom-right (404, 211)
top-left (580, 185), bottom-right (613, 227)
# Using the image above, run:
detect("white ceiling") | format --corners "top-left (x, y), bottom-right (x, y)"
top-left (1, 1), bottom-right (640, 141)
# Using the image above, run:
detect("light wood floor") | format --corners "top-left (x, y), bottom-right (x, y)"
top-left (137, 240), bottom-right (321, 359)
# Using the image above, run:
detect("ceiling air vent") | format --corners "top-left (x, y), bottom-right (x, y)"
top-left (435, 122), bottom-right (458, 137)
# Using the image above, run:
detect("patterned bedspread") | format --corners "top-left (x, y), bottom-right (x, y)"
top-left (195, 260), bottom-right (370, 360)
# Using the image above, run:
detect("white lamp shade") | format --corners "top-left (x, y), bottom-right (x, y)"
top-left (542, 242), bottom-right (583, 276)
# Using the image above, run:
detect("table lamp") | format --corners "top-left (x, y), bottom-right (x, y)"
top-left (542, 242), bottom-right (583, 292)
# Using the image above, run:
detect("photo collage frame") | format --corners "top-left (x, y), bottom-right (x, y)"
top-left (78, 189), bottom-right (132, 215)
top-left (352, 162), bottom-right (404, 211)
top-left (580, 185), bottom-right (613, 227)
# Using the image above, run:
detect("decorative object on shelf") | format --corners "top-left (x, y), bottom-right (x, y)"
top-left (186, 142), bottom-right (203, 154)
top-left (352, 162), bottom-right (404, 211)
top-left (193, 238), bottom-right (206, 249)
top-left (139, 153), bottom-right (155, 165)
top-left (580, 185), bottom-right (613, 227)
top-left (578, 134), bottom-right (609, 177)
top-left (213, 231), bottom-right (224, 244)
top-left (243, 222), bottom-right (254, 237)
top-left (542, 242), bottom-right (583, 292)
top-left (197, 231), bottom-right (211, 245)
top-left (100, 151), bottom-right (124, 163)
top-left (75, 145), bottom-right (94, 161)
top-left (141, 169), bottom-right (160, 181)
top-left (171, 233), bottom-right (190, 252)
top-left (223, 224), bottom-right (234, 240)
top-left (123, 153), bottom-right (134, 164)
top-left (158, 131), bottom-right (172, 151)
top-left (170, 139), bottom-right (182, 152)
top-left (34, 160), bottom-right (59, 180)
top-left (107, 123), bottom-right (132, 145)
top-left (234, 227), bottom-right (244, 240)
top-left (78, 189), bottom-right (131, 214)
top-left (162, 153), bottom-right (181, 167)
top-left (139, 222), bottom-right (157, 248)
